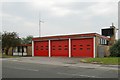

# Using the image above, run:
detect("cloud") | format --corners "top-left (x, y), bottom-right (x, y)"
top-left (50, 7), bottom-right (71, 17)
top-left (1, 0), bottom-right (119, 2)
top-left (1, 1), bottom-right (118, 38)
top-left (87, 2), bottom-right (117, 16)
top-left (2, 13), bottom-right (23, 22)
top-left (2, 12), bottom-right (38, 36)
top-left (45, 1), bottom-right (117, 21)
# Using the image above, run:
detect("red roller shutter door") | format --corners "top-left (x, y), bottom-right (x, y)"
top-left (51, 40), bottom-right (69, 57)
top-left (34, 41), bottom-right (49, 56)
top-left (71, 38), bottom-right (94, 57)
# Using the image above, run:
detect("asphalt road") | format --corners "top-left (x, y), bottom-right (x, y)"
top-left (2, 60), bottom-right (118, 78)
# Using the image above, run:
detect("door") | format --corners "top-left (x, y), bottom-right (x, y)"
top-left (71, 38), bottom-right (93, 57)
top-left (34, 41), bottom-right (49, 56)
top-left (51, 40), bottom-right (69, 57)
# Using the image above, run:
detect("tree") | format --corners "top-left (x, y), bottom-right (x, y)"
top-left (21, 35), bottom-right (33, 44)
top-left (2, 31), bottom-right (21, 55)
top-left (110, 39), bottom-right (120, 57)
top-left (0, 32), bottom-right (2, 53)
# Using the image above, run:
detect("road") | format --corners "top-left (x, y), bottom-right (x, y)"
top-left (2, 59), bottom-right (118, 78)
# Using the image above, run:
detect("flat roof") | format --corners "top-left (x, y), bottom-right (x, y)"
top-left (17, 44), bottom-right (32, 46)
top-left (32, 33), bottom-right (109, 41)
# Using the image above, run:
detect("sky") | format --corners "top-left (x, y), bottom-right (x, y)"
top-left (0, 0), bottom-right (119, 38)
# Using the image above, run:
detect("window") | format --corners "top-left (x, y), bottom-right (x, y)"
top-left (80, 48), bottom-right (83, 50)
top-left (104, 39), bottom-right (107, 44)
top-left (65, 45), bottom-right (67, 47)
top-left (36, 46), bottom-right (38, 50)
top-left (87, 45), bottom-right (90, 46)
top-left (59, 46), bottom-right (61, 47)
top-left (100, 38), bottom-right (108, 45)
top-left (100, 38), bottom-right (103, 45)
top-left (18, 46), bottom-right (22, 52)
top-left (64, 48), bottom-right (68, 50)
top-left (41, 49), bottom-right (43, 50)
top-left (80, 45), bottom-right (83, 46)
top-left (58, 48), bottom-right (62, 50)
top-left (103, 39), bottom-right (105, 44)
top-left (73, 45), bottom-right (76, 47)
top-left (87, 48), bottom-right (90, 50)
top-left (73, 48), bottom-right (76, 50)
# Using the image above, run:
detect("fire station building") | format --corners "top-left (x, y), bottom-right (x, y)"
top-left (32, 33), bottom-right (110, 58)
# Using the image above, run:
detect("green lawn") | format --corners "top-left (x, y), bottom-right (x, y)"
top-left (80, 57), bottom-right (120, 65)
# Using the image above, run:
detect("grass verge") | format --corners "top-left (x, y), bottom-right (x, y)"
top-left (80, 57), bottom-right (120, 65)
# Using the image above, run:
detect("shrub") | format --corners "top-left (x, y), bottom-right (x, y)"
top-left (110, 39), bottom-right (120, 57)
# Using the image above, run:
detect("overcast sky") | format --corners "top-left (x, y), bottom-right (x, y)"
top-left (0, 0), bottom-right (119, 38)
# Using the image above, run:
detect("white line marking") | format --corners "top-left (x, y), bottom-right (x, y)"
top-left (5, 67), bottom-right (39, 72)
top-left (57, 72), bottom-right (98, 78)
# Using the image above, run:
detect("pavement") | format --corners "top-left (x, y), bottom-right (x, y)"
top-left (2, 57), bottom-right (119, 70)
